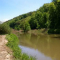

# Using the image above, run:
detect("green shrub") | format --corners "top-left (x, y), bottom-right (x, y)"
top-left (48, 29), bottom-right (60, 34)
top-left (23, 22), bottom-right (31, 32)
top-left (14, 26), bottom-right (20, 31)
top-left (0, 23), bottom-right (11, 34)
top-left (54, 29), bottom-right (60, 34)
top-left (48, 29), bottom-right (54, 34)
top-left (20, 22), bottom-right (31, 32)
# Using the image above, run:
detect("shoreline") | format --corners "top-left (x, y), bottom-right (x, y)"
top-left (6, 33), bottom-right (35, 60)
top-left (12, 29), bottom-right (60, 36)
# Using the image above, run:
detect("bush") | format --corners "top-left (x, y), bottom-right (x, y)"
top-left (48, 29), bottom-right (60, 34)
top-left (23, 22), bottom-right (31, 32)
top-left (54, 29), bottom-right (60, 34)
top-left (0, 23), bottom-right (11, 34)
top-left (14, 26), bottom-right (20, 31)
top-left (48, 29), bottom-right (54, 34)
top-left (21, 22), bottom-right (31, 32)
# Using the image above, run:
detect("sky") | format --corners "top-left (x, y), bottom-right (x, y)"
top-left (0, 0), bottom-right (51, 22)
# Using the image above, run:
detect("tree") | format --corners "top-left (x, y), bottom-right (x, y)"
top-left (41, 13), bottom-right (47, 28)
top-left (39, 3), bottom-right (49, 13)
top-left (52, 0), bottom-right (57, 2)
top-left (55, 1), bottom-right (60, 29)
top-left (29, 17), bottom-right (38, 29)
top-left (49, 2), bottom-right (56, 29)
top-left (48, 2), bottom-right (56, 33)
top-left (23, 22), bottom-right (31, 32)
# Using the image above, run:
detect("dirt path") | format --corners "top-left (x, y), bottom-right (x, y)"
top-left (0, 35), bottom-right (13, 60)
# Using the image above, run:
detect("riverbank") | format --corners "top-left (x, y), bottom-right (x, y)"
top-left (12, 28), bottom-right (48, 35)
top-left (6, 33), bottom-right (35, 60)
top-left (0, 35), bottom-right (13, 60)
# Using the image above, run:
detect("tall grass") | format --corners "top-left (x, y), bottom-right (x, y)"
top-left (6, 33), bottom-right (35, 60)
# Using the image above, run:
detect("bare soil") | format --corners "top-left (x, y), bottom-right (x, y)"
top-left (0, 35), bottom-right (13, 60)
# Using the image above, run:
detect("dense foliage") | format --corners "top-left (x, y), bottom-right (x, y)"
top-left (0, 23), bottom-right (11, 34)
top-left (5, 0), bottom-right (60, 33)
top-left (6, 34), bottom-right (35, 60)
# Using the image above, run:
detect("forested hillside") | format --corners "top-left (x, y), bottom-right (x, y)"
top-left (5, 0), bottom-right (60, 33)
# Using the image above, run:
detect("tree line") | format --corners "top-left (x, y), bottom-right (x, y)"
top-left (5, 0), bottom-right (60, 33)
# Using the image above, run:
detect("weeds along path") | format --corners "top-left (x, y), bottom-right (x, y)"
top-left (0, 35), bottom-right (13, 60)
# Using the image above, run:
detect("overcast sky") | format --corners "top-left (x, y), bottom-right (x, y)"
top-left (0, 0), bottom-right (51, 22)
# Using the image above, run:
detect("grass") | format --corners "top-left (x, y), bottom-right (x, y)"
top-left (6, 33), bottom-right (36, 60)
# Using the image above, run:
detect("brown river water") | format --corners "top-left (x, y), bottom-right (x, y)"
top-left (18, 33), bottom-right (60, 60)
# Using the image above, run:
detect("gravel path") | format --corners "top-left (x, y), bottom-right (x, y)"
top-left (0, 35), bottom-right (13, 60)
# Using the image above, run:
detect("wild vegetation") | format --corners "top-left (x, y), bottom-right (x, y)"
top-left (0, 22), bottom-right (35, 60)
top-left (5, 12), bottom-right (34, 32)
top-left (0, 0), bottom-right (60, 60)
top-left (0, 23), bottom-right (11, 34)
top-left (6, 34), bottom-right (35, 60)
top-left (4, 0), bottom-right (60, 34)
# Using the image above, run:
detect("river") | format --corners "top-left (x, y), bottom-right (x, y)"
top-left (17, 33), bottom-right (60, 60)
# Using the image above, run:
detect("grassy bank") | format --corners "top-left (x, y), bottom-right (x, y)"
top-left (6, 33), bottom-right (35, 60)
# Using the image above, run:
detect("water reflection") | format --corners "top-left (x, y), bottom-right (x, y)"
top-left (18, 33), bottom-right (60, 60)
top-left (19, 45), bottom-right (52, 60)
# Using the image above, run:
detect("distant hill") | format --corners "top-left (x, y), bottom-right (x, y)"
top-left (4, 11), bottom-right (35, 30)
top-left (0, 21), bottom-right (2, 24)
top-left (4, 3), bottom-right (49, 31)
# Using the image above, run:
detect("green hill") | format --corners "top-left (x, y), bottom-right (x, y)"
top-left (5, 0), bottom-right (60, 33)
